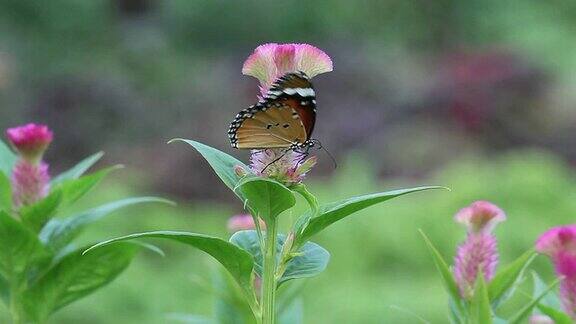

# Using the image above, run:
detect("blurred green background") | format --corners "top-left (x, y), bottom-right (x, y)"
top-left (1, 1), bottom-right (576, 323)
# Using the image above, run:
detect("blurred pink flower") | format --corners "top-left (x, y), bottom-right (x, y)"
top-left (455, 200), bottom-right (506, 234)
top-left (453, 201), bottom-right (506, 299)
top-left (227, 213), bottom-right (266, 233)
top-left (242, 43), bottom-right (333, 95)
top-left (536, 225), bottom-right (576, 318)
top-left (249, 149), bottom-right (316, 186)
top-left (529, 314), bottom-right (554, 324)
top-left (6, 123), bottom-right (52, 163)
top-left (11, 160), bottom-right (50, 208)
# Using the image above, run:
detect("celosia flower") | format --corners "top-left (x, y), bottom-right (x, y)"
top-left (6, 123), bottom-right (53, 163)
top-left (242, 43), bottom-right (333, 95)
top-left (11, 160), bottom-right (50, 208)
top-left (6, 123), bottom-right (53, 208)
top-left (249, 149), bottom-right (317, 187)
top-left (536, 225), bottom-right (576, 318)
top-left (227, 213), bottom-right (266, 233)
top-left (453, 201), bottom-right (506, 299)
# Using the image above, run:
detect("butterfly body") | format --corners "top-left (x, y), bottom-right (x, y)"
top-left (228, 71), bottom-right (317, 150)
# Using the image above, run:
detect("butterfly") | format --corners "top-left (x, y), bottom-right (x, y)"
top-left (228, 71), bottom-right (317, 152)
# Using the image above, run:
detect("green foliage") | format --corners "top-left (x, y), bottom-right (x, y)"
top-left (230, 230), bottom-right (330, 284)
top-left (0, 211), bottom-right (48, 278)
top-left (508, 277), bottom-right (559, 324)
top-left (0, 140), bottom-right (16, 177)
top-left (85, 231), bottom-right (256, 295)
top-left (169, 139), bottom-right (247, 192)
top-left (296, 186), bottom-right (444, 245)
top-left (234, 177), bottom-right (296, 223)
top-left (488, 250), bottom-right (536, 308)
top-left (532, 272), bottom-right (572, 324)
top-left (470, 274), bottom-right (493, 324)
top-left (39, 197), bottom-right (171, 252)
top-left (20, 188), bottom-right (63, 232)
top-left (0, 172), bottom-right (11, 212)
top-left (0, 149), bottom-right (169, 323)
top-left (51, 152), bottom-right (104, 186)
top-left (24, 243), bottom-right (140, 322)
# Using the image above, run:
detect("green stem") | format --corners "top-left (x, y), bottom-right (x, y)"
top-left (10, 277), bottom-right (24, 324)
top-left (262, 219), bottom-right (278, 324)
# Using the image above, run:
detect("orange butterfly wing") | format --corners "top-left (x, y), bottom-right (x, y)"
top-left (229, 71), bottom-right (317, 149)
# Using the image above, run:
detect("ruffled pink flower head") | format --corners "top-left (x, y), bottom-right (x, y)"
top-left (453, 201), bottom-right (506, 299)
top-left (249, 149), bottom-right (317, 187)
top-left (536, 225), bottom-right (576, 258)
top-left (455, 200), bottom-right (506, 234)
top-left (6, 123), bottom-right (53, 163)
top-left (536, 225), bottom-right (576, 318)
top-left (242, 43), bottom-right (333, 96)
top-left (227, 213), bottom-right (266, 233)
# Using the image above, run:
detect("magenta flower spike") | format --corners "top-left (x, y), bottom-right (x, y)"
top-left (529, 314), bottom-right (555, 324)
top-left (536, 225), bottom-right (576, 318)
top-left (249, 149), bottom-right (317, 187)
top-left (227, 213), bottom-right (266, 233)
top-left (242, 43), bottom-right (333, 95)
top-left (453, 201), bottom-right (506, 299)
top-left (6, 123), bottom-right (53, 208)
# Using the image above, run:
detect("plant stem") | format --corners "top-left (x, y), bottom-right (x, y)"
top-left (10, 277), bottom-right (24, 324)
top-left (262, 219), bottom-right (278, 324)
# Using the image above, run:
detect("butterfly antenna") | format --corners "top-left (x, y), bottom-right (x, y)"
top-left (312, 139), bottom-right (338, 169)
top-left (262, 149), bottom-right (290, 173)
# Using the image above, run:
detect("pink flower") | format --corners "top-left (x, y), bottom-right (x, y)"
top-left (453, 201), bottom-right (506, 299)
top-left (11, 160), bottom-right (50, 208)
top-left (529, 314), bottom-right (554, 324)
top-left (242, 43), bottom-right (333, 95)
top-left (249, 149), bottom-right (316, 187)
top-left (536, 225), bottom-right (576, 318)
top-left (6, 123), bottom-right (53, 163)
top-left (455, 200), bottom-right (506, 234)
top-left (227, 214), bottom-right (266, 233)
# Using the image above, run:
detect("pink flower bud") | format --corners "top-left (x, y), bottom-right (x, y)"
top-left (6, 123), bottom-right (53, 163)
top-left (227, 214), bottom-right (266, 233)
top-left (536, 225), bottom-right (576, 318)
top-left (453, 201), bottom-right (505, 299)
top-left (242, 43), bottom-right (333, 95)
top-left (249, 149), bottom-right (316, 186)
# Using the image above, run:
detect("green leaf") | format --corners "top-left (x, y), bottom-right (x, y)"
top-left (51, 152), bottom-right (104, 186)
top-left (532, 271), bottom-right (562, 309)
top-left (39, 197), bottom-right (171, 251)
top-left (531, 272), bottom-right (571, 323)
top-left (488, 250), bottom-right (536, 307)
top-left (297, 186), bottom-right (444, 244)
top-left (470, 273), bottom-right (493, 324)
top-left (24, 243), bottom-right (139, 321)
top-left (20, 188), bottom-right (63, 233)
top-left (0, 211), bottom-right (49, 278)
top-left (0, 274), bottom-right (8, 304)
top-left (169, 139), bottom-right (247, 191)
top-left (166, 314), bottom-right (215, 324)
top-left (0, 140), bottom-right (16, 177)
top-left (537, 303), bottom-right (572, 324)
top-left (84, 231), bottom-right (255, 292)
top-left (230, 230), bottom-right (329, 284)
top-left (419, 230), bottom-right (465, 317)
top-left (234, 177), bottom-right (295, 223)
top-left (0, 172), bottom-right (11, 212)
top-left (58, 165), bottom-right (122, 206)
top-left (508, 278), bottom-right (560, 324)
